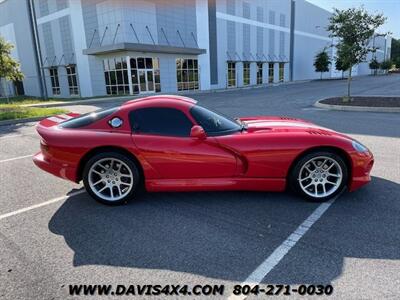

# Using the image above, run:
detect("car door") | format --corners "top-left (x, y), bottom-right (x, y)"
top-left (129, 107), bottom-right (237, 179)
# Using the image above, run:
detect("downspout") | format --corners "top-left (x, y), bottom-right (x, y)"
top-left (289, 0), bottom-right (295, 81)
top-left (27, 0), bottom-right (48, 99)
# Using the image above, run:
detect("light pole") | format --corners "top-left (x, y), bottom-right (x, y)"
top-left (289, 0), bottom-right (295, 82)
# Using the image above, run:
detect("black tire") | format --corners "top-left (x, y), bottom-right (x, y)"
top-left (289, 151), bottom-right (348, 202)
top-left (83, 152), bottom-right (140, 205)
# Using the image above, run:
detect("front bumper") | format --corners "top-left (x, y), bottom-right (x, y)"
top-left (33, 151), bottom-right (77, 182)
top-left (348, 151), bottom-right (374, 192)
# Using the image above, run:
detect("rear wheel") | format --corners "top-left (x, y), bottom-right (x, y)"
top-left (289, 151), bottom-right (348, 202)
top-left (83, 152), bottom-right (140, 205)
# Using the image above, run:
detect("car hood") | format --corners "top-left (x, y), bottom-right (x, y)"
top-left (239, 116), bottom-right (339, 135)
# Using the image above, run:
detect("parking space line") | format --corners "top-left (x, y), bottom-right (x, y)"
top-left (0, 155), bottom-right (34, 164)
top-left (0, 190), bottom-right (85, 221)
top-left (228, 194), bottom-right (340, 300)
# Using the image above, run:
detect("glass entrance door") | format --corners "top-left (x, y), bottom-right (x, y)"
top-left (138, 69), bottom-right (154, 93)
top-left (138, 70), bottom-right (146, 92)
top-left (146, 70), bottom-right (154, 92)
top-left (130, 57), bottom-right (160, 94)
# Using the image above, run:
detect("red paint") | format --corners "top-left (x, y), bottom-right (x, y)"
top-left (33, 95), bottom-right (373, 194)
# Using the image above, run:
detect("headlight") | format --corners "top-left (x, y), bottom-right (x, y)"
top-left (352, 140), bottom-right (368, 153)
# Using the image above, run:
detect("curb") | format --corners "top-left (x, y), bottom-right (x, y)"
top-left (21, 95), bottom-right (134, 108)
top-left (22, 80), bottom-right (312, 108)
top-left (314, 98), bottom-right (400, 113)
top-left (0, 116), bottom-right (47, 127)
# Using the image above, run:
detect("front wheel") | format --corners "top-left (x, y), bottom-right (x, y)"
top-left (289, 151), bottom-right (348, 202)
top-left (83, 152), bottom-right (140, 205)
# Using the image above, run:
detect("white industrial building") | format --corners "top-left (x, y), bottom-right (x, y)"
top-left (0, 0), bottom-right (392, 98)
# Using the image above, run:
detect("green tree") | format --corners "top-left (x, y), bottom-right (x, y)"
top-left (395, 57), bottom-right (400, 69)
top-left (369, 58), bottom-right (380, 75)
top-left (313, 49), bottom-right (331, 79)
top-left (390, 38), bottom-right (400, 66)
top-left (335, 47), bottom-right (351, 78)
top-left (0, 37), bottom-right (24, 102)
top-left (327, 7), bottom-right (386, 99)
top-left (380, 59), bottom-right (392, 73)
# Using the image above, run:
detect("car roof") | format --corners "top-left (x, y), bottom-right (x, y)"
top-left (122, 95), bottom-right (197, 108)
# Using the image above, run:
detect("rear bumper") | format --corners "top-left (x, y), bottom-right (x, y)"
top-left (348, 152), bottom-right (374, 192)
top-left (33, 151), bottom-right (77, 182)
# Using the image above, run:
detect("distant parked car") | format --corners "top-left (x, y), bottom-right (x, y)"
top-left (33, 95), bottom-right (374, 205)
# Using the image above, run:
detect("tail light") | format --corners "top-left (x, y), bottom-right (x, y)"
top-left (366, 159), bottom-right (374, 173)
top-left (40, 139), bottom-right (49, 153)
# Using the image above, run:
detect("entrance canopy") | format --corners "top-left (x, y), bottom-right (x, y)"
top-left (83, 43), bottom-right (206, 56)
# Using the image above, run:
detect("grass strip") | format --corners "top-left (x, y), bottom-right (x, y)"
top-left (0, 104), bottom-right (67, 121)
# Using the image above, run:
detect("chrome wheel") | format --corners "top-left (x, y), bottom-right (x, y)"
top-left (298, 156), bottom-right (343, 198)
top-left (88, 158), bottom-right (134, 202)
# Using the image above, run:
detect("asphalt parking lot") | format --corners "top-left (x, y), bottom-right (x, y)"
top-left (0, 75), bottom-right (399, 299)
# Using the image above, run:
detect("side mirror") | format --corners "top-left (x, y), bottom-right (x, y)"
top-left (190, 125), bottom-right (206, 140)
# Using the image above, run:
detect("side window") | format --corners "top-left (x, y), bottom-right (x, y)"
top-left (129, 107), bottom-right (193, 137)
top-left (190, 105), bottom-right (241, 136)
top-left (60, 107), bottom-right (119, 128)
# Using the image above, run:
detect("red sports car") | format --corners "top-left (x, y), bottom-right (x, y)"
top-left (33, 95), bottom-right (374, 205)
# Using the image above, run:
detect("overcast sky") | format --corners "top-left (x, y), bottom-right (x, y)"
top-left (306, 0), bottom-right (400, 39)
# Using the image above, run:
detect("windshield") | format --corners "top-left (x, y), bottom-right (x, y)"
top-left (59, 107), bottom-right (119, 128)
top-left (190, 105), bottom-right (242, 136)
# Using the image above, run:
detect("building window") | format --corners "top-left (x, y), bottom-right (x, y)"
top-left (256, 62), bottom-right (263, 85)
top-left (243, 62), bottom-right (250, 86)
top-left (153, 58), bottom-right (161, 93)
top-left (66, 65), bottom-right (79, 96)
top-left (103, 57), bottom-right (129, 95)
top-left (49, 67), bottom-right (60, 95)
top-left (177, 58), bottom-right (199, 91)
top-left (268, 63), bottom-right (274, 83)
top-left (227, 61), bottom-right (236, 87)
top-left (279, 62), bottom-right (285, 82)
top-left (130, 57), bottom-right (160, 94)
top-left (13, 80), bottom-right (25, 96)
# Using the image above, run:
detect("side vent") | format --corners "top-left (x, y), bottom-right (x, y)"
top-left (307, 130), bottom-right (332, 136)
top-left (280, 117), bottom-right (298, 121)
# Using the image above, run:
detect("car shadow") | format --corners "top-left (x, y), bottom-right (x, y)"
top-left (48, 176), bottom-right (399, 283)
top-left (263, 175), bottom-right (400, 284)
top-left (0, 122), bottom-right (37, 137)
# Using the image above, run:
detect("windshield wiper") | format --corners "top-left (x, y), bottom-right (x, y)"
top-left (235, 118), bottom-right (247, 132)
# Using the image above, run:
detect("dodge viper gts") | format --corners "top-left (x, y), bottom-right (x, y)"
top-left (33, 95), bottom-right (374, 205)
